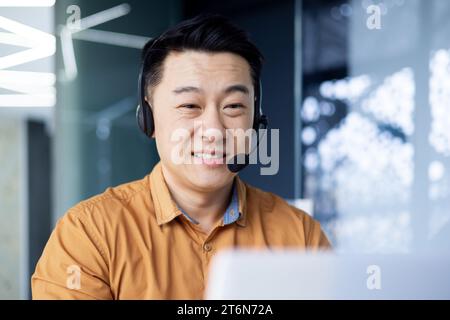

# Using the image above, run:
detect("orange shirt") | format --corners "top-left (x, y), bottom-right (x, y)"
top-left (32, 162), bottom-right (330, 299)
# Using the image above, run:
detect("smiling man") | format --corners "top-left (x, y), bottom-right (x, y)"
top-left (32, 14), bottom-right (330, 300)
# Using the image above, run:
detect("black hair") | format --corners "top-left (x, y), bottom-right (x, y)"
top-left (141, 14), bottom-right (264, 102)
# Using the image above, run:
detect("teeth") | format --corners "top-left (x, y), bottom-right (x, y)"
top-left (193, 153), bottom-right (223, 159)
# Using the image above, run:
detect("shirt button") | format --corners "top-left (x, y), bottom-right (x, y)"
top-left (229, 209), bottom-right (235, 217)
top-left (203, 242), bottom-right (212, 252)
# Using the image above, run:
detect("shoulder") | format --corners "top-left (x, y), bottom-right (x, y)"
top-left (243, 182), bottom-right (331, 248)
top-left (244, 182), bottom-right (312, 222)
top-left (54, 175), bottom-right (154, 251)
top-left (65, 175), bottom-right (152, 223)
top-left (49, 175), bottom-right (155, 262)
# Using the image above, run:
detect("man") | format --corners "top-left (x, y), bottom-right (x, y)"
top-left (32, 14), bottom-right (330, 300)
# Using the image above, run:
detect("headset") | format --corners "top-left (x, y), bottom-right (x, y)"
top-left (136, 38), bottom-right (268, 173)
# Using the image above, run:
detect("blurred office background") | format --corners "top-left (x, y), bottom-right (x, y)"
top-left (0, 0), bottom-right (449, 299)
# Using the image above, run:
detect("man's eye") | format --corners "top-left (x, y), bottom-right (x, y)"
top-left (225, 104), bottom-right (244, 109)
top-left (180, 104), bottom-right (200, 109)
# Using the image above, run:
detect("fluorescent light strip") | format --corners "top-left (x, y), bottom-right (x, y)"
top-left (0, 84), bottom-right (56, 95)
top-left (60, 27), bottom-right (78, 81)
top-left (76, 3), bottom-right (131, 33)
top-left (0, 15), bottom-right (53, 47)
top-left (0, 94), bottom-right (55, 107)
top-left (0, 71), bottom-right (56, 85)
top-left (0, 16), bottom-right (56, 69)
top-left (0, 46), bottom-right (56, 70)
top-left (0, 0), bottom-right (55, 7)
top-left (59, 3), bottom-right (133, 81)
top-left (0, 32), bottom-right (35, 47)
top-left (72, 29), bottom-right (150, 49)
top-left (0, 71), bottom-right (56, 107)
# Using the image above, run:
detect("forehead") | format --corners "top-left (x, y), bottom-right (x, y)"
top-left (160, 50), bottom-right (253, 86)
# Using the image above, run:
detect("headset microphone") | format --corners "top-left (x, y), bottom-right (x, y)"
top-left (227, 154), bottom-right (250, 173)
top-left (226, 114), bottom-right (268, 173)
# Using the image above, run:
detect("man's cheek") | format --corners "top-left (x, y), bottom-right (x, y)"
top-left (167, 129), bottom-right (192, 165)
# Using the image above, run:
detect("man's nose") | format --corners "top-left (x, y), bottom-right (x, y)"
top-left (198, 105), bottom-right (226, 143)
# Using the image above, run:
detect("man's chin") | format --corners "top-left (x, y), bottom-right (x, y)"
top-left (187, 164), bottom-right (234, 189)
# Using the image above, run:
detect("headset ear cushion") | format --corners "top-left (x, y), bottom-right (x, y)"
top-left (136, 104), bottom-right (146, 134)
top-left (144, 104), bottom-right (154, 137)
top-left (136, 103), bottom-right (155, 138)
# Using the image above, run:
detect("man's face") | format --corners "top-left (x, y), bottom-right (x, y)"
top-left (149, 50), bottom-right (255, 191)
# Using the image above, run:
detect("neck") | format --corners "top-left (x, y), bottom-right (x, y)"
top-left (161, 165), bottom-right (234, 234)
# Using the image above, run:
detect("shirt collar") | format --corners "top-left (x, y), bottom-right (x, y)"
top-left (149, 162), bottom-right (247, 227)
top-left (178, 180), bottom-right (240, 226)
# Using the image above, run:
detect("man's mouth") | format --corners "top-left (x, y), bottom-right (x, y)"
top-left (191, 152), bottom-right (225, 159)
top-left (191, 151), bottom-right (227, 165)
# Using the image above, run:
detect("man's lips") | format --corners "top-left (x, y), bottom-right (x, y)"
top-left (191, 150), bottom-right (227, 158)
top-left (190, 151), bottom-right (228, 165)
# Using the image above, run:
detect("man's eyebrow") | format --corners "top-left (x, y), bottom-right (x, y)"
top-left (224, 84), bottom-right (250, 95)
top-left (172, 86), bottom-right (202, 94)
top-left (172, 84), bottom-right (250, 95)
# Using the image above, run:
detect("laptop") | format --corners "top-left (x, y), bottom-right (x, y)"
top-left (205, 249), bottom-right (450, 299)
